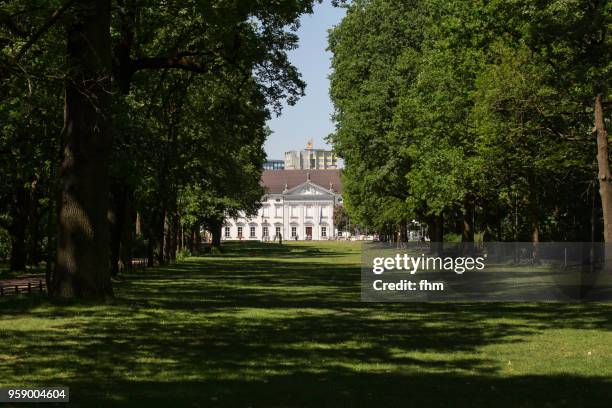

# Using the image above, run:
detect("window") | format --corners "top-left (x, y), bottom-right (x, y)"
top-left (263, 226), bottom-right (269, 237)
top-left (250, 226), bottom-right (256, 237)
top-left (237, 226), bottom-right (243, 238)
top-left (275, 198), bottom-right (281, 202)
top-left (275, 206), bottom-right (282, 217)
top-left (275, 226), bottom-right (281, 237)
top-left (291, 206), bottom-right (298, 217)
top-left (291, 227), bottom-right (297, 237)
top-left (224, 226), bottom-right (230, 238)
top-left (321, 227), bottom-right (327, 238)
top-left (305, 206), bottom-right (313, 218)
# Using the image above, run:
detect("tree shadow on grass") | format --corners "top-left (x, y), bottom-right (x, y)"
top-left (57, 372), bottom-right (612, 407)
top-left (1, 242), bottom-right (612, 407)
top-left (208, 241), bottom-right (360, 259)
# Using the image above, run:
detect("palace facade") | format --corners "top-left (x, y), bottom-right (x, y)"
top-left (222, 170), bottom-right (343, 241)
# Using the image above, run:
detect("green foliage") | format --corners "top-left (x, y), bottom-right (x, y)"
top-left (0, 226), bottom-right (10, 260)
top-left (333, 204), bottom-right (349, 230)
top-left (330, 0), bottom-right (610, 241)
top-left (0, 0), bottom-right (319, 274)
top-left (175, 248), bottom-right (191, 262)
top-left (328, 0), bottom-right (423, 232)
top-left (208, 245), bottom-right (223, 255)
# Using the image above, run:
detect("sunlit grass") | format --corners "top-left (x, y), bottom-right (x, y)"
top-left (1, 241), bottom-right (611, 407)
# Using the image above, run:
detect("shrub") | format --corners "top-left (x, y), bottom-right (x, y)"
top-left (176, 248), bottom-right (192, 261)
top-left (0, 228), bottom-right (10, 261)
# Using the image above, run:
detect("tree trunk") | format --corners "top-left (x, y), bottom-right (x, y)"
top-left (51, 0), bottom-right (113, 299)
top-left (163, 210), bottom-right (172, 263)
top-left (497, 206), bottom-right (502, 241)
top-left (399, 219), bottom-right (408, 242)
top-left (483, 225), bottom-right (494, 242)
top-left (154, 209), bottom-right (165, 265)
top-left (426, 217), bottom-right (435, 243)
top-left (590, 180), bottom-right (597, 273)
top-left (435, 214), bottom-right (444, 242)
top-left (180, 222), bottom-right (184, 251)
top-left (526, 173), bottom-right (540, 262)
top-left (428, 214), bottom-right (444, 254)
top-left (46, 161), bottom-right (61, 292)
top-left (9, 184), bottom-right (28, 271)
top-left (146, 233), bottom-right (155, 267)
top-left (26, 178), bottom-right (39, 266)
top-left (170, 212), bottom-right (178, 261)
top-left (461, 195), bottom-right (475, 243)
top-left (187, 226), bottom-right (194, 254)
top-left (210, 219), bottom-right (222, 249)
top-left (480, 204), bottom-right (495, 242)
top-left (119, 190), bottom-right (134, 272)
top-left (108, 188), bottom-right (120, 277)
top-left (135, 211), bottom-right (142, 236)
top-left (595, 94), bottom-right (612, 243)
top-left (194, 226), bottom-right (202, 254)
top-left (526, 173), bottom-right (539, 243)
top-left (109, 182), bottom-right (134, 276)
top-left (461, 195), bottom-right (475, 256)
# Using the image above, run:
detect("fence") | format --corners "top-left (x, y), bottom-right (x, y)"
top-left (0, 258), bottom-right (151, 298)
top-left (131, 258), bottom-right (148, 268)
top-left (0, 279), bottom-right (46, 297)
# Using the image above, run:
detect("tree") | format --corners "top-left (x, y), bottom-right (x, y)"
top-left (48, 0), bottom-right (114, 298)
top-left (329, 0), bottom-right (424, 237)
top-left (329, 0), bottom-right (607, 245)
top-left (1, 0), bottom-right (319, 298)
top-left (104, 0), bottom-right (318, 272)
top-left (0, 10), bottom-right (63, 273)
top-left (488, 0), bottom-right (611, 241)
top-left (333, 204), bottom-right (349, 232)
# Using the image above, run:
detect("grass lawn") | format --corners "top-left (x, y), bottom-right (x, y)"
top-left (0, 262), bottom-right (45, 278)
top-left (1, 241), bottom-right (612, 407)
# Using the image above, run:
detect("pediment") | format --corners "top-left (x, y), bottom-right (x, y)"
top-left (285, 181), bottom-right (334, 197)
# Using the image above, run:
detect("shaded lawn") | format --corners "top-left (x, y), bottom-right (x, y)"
top-left (0, 262), bottom-right (45, 279)
top-left (1, 241), bottom-right (611, 407)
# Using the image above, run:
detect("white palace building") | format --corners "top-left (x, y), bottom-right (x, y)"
top-left (222, 169), bottom-right (343, 241)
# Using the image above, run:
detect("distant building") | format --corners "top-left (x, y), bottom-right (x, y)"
top-left (263, 160), bottom-right (285, 170)
top-left (223, 170), bottom-right (343, 241)
top-left (284, 140), bottom-right (337, 170)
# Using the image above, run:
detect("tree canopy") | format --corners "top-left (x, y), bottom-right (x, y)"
top-left (0, 0), bottom-right (320, 298)
top-left (329, 0), bottom-right (610, 243)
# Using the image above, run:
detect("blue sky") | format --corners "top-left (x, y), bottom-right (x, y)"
top-left (263, 1), bottom-right (346, 161)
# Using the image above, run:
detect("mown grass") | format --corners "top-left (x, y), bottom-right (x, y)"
top-left (1, 241), bottom-right (612, 407)
top-left (0, 262), bottom-right (45, 278)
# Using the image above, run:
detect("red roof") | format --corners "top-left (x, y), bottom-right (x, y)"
top-left (261, 170), bottom-right (342, 194)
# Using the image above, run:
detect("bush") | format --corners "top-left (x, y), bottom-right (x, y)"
top-left (443, 232), bottom-right (461, 242)
top-left (0, 228), bottom-right (10, 261)
top-left (209, 245), bottom-right (223, 255)
top-left (200, 245), bottom-right (223, 255)
top-left (176, 248), bottom-right (192, 261)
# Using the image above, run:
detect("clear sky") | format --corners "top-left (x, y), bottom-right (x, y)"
top-left (263, 0), bottom-right (346, 161)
